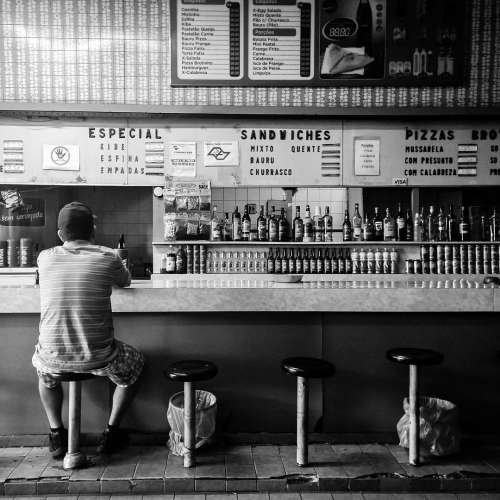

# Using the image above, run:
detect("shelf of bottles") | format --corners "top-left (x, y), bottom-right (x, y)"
top-left (155, 203), bottom-right (500, 276)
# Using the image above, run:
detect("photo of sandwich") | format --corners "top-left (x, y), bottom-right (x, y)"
top-left (320, 42), bottom-right (375, 76)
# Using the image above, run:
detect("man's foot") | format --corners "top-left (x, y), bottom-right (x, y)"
top-left (49, 428), bottom-right (67, 459)
top-left (97, 427), bottom-right (128, 455)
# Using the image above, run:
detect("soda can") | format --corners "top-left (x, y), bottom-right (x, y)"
top-left (186, 245), bottom-right (193, 274)
top-left (483, 244), bottom-right (490, 262)
top-left (467, 244), bottom-right (474, 261)
top-left (413, 259), bottom-right (422, 274)
top-left (445, 260), bottom-right (453, 274)
top-left (420, 245), bottom-right (429, 261)
top-left (436, 245), bottom-right (444, 261)
top-left (423, 260), bottom-right (430, 274)
top-left (437, 260), bottom-right (445, 274)
top-left (452, 259), bottom-right (460, 274)
top-left (483, 261), bottom-right (491, 274)
top-left (475, 245), bottom-right (482, 262)
top-left (467, 260), bottom-right (475, 275)
top-left (0, 241), bottom-right (7, 267)
top-left (459, 245), bottom-right (467, 261)
top-left (200, 245), bottom-right (207, 274)
top-left (20, 238), bottom-right (33, 267)
top-left (492, 260), bottom-right (499, 274)
top-left (429, 260), bottom-right (437, 274)
top-left (406, 260), bottom-right (413, 274)
top-left (475, 259), bottom-right (483, 275)
top-left (491, 244), bottom-right (499, 264)
top-left (460, 260), bottom-right (468, 274)
top-left (452, 245), bottom-right (459, 260)
top-left (429, 245), bottom-right (436, 261)
top-left (6, 239), bottom-right (19, 267)
top-left (193, 245), bottom-right (200, 273)
top-left (444, 245), bottom-right (452, 260)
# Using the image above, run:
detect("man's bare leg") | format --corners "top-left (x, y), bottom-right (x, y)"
top-left (108, 378), bottom-right (141, 426)
top-left (38, 380), bottom-right (64, 428)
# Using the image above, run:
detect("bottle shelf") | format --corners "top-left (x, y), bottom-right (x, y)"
top-left (153, 240), bottom-right (500, 246)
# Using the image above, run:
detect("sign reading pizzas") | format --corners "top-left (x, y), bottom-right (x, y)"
top-left (171, 0), bottom-right (468, 87)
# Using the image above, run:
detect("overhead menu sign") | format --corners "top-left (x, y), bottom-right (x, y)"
top-left (171, 0), bottom-right (468, 87)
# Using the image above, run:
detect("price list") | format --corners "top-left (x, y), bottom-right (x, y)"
top-left (176, 0), bottom-right (243, 80)
top-left (249, 0), bottom-right (314, 81)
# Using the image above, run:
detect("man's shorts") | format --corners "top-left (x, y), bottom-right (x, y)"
top-left (34, 340), bottom-right (144, 389)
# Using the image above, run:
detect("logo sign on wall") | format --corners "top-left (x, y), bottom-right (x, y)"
top-left (42, 144), bottom-right (80, 171)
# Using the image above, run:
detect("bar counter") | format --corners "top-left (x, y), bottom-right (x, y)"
top-left (0, 277), bottom-right (499, 313)
top-left (1, 275), bottom-right (499, 439)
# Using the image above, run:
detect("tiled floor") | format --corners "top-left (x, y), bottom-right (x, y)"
top-left (1, 444), bottom-right (500, 496)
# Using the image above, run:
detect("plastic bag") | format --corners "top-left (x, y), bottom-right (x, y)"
top-left (397, 396), bottom-right (461, 457)
top-left (167, 390), bottom-right (217, 456)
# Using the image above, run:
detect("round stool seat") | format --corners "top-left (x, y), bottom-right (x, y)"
top-left (165, 360), bottom-right (218, 382)
top-left (282, 357), bottom-right (336, 378)
top-left (386, 348), bottom-right (443, 366)
top-left (50, 372), bottom-right (96, 382)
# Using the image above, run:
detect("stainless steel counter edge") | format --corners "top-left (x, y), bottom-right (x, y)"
top-left (0, 286), bottom-right (498, 313)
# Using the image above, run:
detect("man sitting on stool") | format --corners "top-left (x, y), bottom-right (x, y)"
top-left (32, 202), bottom-right (144, 458)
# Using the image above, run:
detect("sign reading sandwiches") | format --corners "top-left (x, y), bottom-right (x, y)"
top-left (171, 0), bottom-right (468, 87)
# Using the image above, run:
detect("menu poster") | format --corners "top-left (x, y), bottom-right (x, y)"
top-left (0, 198), bottom-right (45, 227)
top-left (170, 0), bottom-right (468, 87)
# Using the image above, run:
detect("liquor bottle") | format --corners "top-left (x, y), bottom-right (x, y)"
top-left (437, 206), bottom-right (447, 241)
top-left (447, 204), bottom-right (457, 241)
top-left (268, 206), bottom-right (278, 242)
top-left (331, 248), bottom-right (339, 273)
top-left (414, 210), bottom-right (423, 241)
top-left (210, 205), bottom-right (222, 241)
top-left (359, 247), bottom-right (367, 273)
top-left (293, 206), bottom-right (304, 242)
top-left (303, 249), bottom-right (310, 273)
top-left (343, 208), bottom-right (352, 241)
top-left (324, 206), bottom-right (333, 242)
top-left (324, 248), bottom-right (332, 273)
top-left (267, 248), bottom-right (275, 273)
top-left (480, 215), bottom-right (489, 242)
top-left (296, 249), bottom-right (303, 274)
top-left (223, 212), bottom-right (232, 241)
top-left (427, 205), bottom-right (437, 241)
top-left (274, 248), bottom-right (282, 273)
top-left (338, 248), bottom-right (346, 273)
top-left (257, 205), bottom-right (267, 241)
top-left (281, 249), bottom-right (289, 274)
top-left (490, 207), bottom-right (498, 242)
top-left (357, 0), bottom-right (373, 57)
top-left (278, 208), bottom-right (289, 242)
top-left (390, 247), bottom-right (399, 274)
top-left (310, 248), bottom-right (317, 273)
top-left (363, 214), bottom-right (374, 241)
top-left (288, 248), bottom-right (296, 274)
top-left (314, 206), bottom-right (324, 242)
top-left (373, 207), bottom-right (384, 241)
top-left (242, 205), bottom-right (251, 241)
top-left (345, 249), bottom-right (353, 274)
top-left (396, 203), bottom-right (406, 241)
top-left (405, 209), bottom-right (413, 241)
top-left (117, 234), bottom-right (129, 269)
top-left (383, 208), bottom-right (396, 241)
top-left (375, 247), bottom-right (383, 274)
top-left (352, 203), bottom-right (362, 241)
top-left (232, 206), bottom-right (242, 241)
top-left (459, 206), bottom-right (470, 241)
top-left (303, 205), bottom-right (314, 242)
top-left (351, 247), bottom-right (360, 273)
top-left (317, 249), bottom-right (324, 274)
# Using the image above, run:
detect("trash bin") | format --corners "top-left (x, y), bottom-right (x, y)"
top-left (397, 396), bottom-right (461, 457)
top-left (166, 390), bottom-right (217, 456)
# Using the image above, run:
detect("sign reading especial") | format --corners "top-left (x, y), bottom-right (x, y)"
top-left (238, 128), bottom-right (341, 185)
top-left (170, 0), bottom-right (468, 87)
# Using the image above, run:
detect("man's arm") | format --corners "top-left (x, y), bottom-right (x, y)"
top-left (111, 254), bottom-right (131, 288)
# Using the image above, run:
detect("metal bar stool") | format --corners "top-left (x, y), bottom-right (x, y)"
top-left (164, 360), bottom-right (218, 468)
top-left (51, 372), bottom-right (96, 469)
top-left (386, 347), bottom-right (444, 466)
top-left (282, 357), bottom-right (335, 467)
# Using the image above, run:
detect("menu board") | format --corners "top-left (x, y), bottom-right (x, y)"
top-left (170, 0), bottom-right (468, 86)
top-left (343, 122), bottom-right (500, 187)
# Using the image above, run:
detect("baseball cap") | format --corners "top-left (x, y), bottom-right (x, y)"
top-left (58, 201), bottom-right (95, 240)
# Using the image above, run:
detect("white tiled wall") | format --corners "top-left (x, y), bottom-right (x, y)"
top-left (212, 187), bottom-right (347, 228)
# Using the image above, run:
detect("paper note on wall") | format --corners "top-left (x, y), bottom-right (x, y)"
top-left (203, 141), bottom-right (239, 167)
top-left (354, 138), bottom-right (380, 176)
top-left (42, 144), bottom-right (80, 170)
top-left (168, 142), bottom-right (196, 177)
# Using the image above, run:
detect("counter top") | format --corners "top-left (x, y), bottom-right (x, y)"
top-left (0, 279), bottom-right (499, 313)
